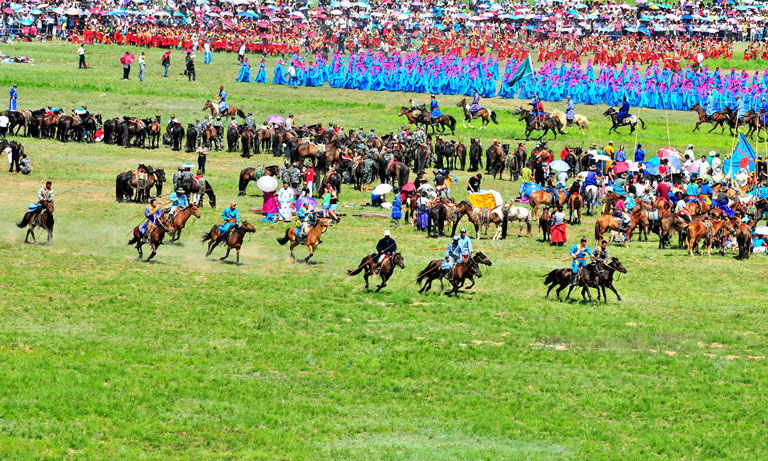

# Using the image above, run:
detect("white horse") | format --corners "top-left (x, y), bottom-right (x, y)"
top-left (550, 109), bottom-right (590, 135)
top-left (496, 205), bottom-right (533, 239)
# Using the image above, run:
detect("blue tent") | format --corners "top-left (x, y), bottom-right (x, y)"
top-left (723, 133), bottom-right (757, 178)
top-left (520, 182), bottom-right (543, 198)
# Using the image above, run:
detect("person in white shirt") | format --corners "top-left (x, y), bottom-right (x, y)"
top-left (138, 52), bottom-right (146, 82)
top-left (710, 151), bottom-right (722, 173)
top-left (698, 155), bottom-right (710, 177)
top-left (238, 43), bottom-right (246, 62)
top-left (203, 42), bottom-right (211, 64)
top-left (77, 44), bottom-right (86, 69)
top-left (0, 113), bottom-right (9, 138)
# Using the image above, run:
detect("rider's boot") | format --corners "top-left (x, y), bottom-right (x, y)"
top-left (570, 270), bottom-right (578, 286)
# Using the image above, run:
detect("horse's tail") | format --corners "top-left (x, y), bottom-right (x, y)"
top-left (525, 212), bottom-right (533, 234)
top-left (128, 228), bottom-right (138, 245)
top-left (201, 229), bottom-right (212, 243)
top-left (583, 118), bottom-right (591, 132)
top-left (347, 257), bottom-right (368, 276)
top-left (276, 228), bottom-right (290, 245)
top-left (594, 219), bottom-right (602, 241)
top-left (115, 175), bottom-right (123, 201)
top-left (16, 213), bottom-right (30, 228)
top-left (490, 111), bottom-right (498, 125)
top-left (237, 109), bottom-right (246, 119)
top-left (639, 118), bottom-right (646, 129)
top-left (501, 206), bottom-right (509, 239)
top-left (416, 263), bottom-right (436, 284)
top-left (448, 115), bottom-right (456, 132)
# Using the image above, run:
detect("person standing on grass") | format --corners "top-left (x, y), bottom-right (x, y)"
top-left (277, 180), bottom-right (294, 222)
top-left (238, 43), bottom-right (246, 63)
top-left (391, 188), bottom-right (402, 227)
top-left (0, 112), bottom-right (8, 139)
top-left (197, 145), bottom-right (207, 174)
top-left (77, 44), bottom-right (86, 69)
top-left (204, 41), bottom-right (212, 64)
top-left (9, 84), bottom-right (17, 111)
top-left (121, 52), bottom-right (131, 80)
top-left (186, 56), bottom-right (196, 82)
top-left (162, 52), bottom-right (170, 78)
top-left (138, 52), bottom-right (146, 82)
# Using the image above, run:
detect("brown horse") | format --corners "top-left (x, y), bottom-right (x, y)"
top-left (255, 127), bottom-right (273, 154)
top-left (513, 108), bottom-right (563, 141)
top-left (128, 217), bottom-right (175, 261)
top-left (201, 221), bottom-right (257, 264)
top-left (168, 204), bottom-right (201, 242)
top-left (690, 104), bottom-right (735, 133)
top-left (276, 219), bottom-right (331, 262)
top-left (398, 106), bottom-right (429, 131)
top-left (203, 100), bottom-right (246, 119)
top-left (529, 189), bottom-right (566, 218)
top-left (202, 125), bottom-right (217, 149)
top-left (416, 251), bottom-right (491, 295)
top-left (147, 118), bottom-right (162, 149)
top-left (567, 192), bottom-right (583, 224)
top-left (685, 219), bottom-right (734, 257)
top-left (241, 129), bottom-right (255, 158)
top-left (347, 252), bottom-right (405, 291)
top-left (458, 98), bottom-right (497, 130)
top-left (17, 201), bottom-right (54, 244)
top-left (538, 207), bottom-right (551, 242)
top-left (239, 165), bottom-right (280, 196)
top-left (594, 212), bottom-right (648, 247)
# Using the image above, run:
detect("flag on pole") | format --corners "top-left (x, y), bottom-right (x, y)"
top-left (507, 54), bottom-right (534, 87)
top-left (722, 133), bottom-right (757, 179)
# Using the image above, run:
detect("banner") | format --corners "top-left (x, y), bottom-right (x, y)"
top-left (723, 133), bottom-right (757, 179)
top-left (507, 54), bottom-right (534, 87)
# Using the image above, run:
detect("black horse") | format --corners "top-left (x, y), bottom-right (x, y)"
top-left (181, 176), bottom-right (216, 208)
top-left (164, 124), bottom-right (185, 151)
top-left (513, 108), bottom-right (565, 141)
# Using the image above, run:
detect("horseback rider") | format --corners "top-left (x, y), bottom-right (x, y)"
top-left (734, 94), bottom-right (745, 124)
top-left (139, 198), bottom-right (163, 242)
top-left (33, 180), bottom-right (54, 222)
top-left (469, 89), bottom-right (486, 117)
top-left (373, 229), bottom-right (397, 274)
top-left (413, 125), bottom-right (427, 146)
top-left (617, 97), bottom-right (631, 123)
top-left (167, 114), bottom-right (180, 131)
top-left (166, 187), bottom-right (188, 219)
top-left (409, 98), bottom-right (424, 118)
top-left (441, 235), bottom-right (463, 281)
top-left (285, 114), bottom-right (297, 137)
top-left (593, 239), bottom-right (609, 264)
top-left (217, 86), bottom-right (228, 115)
top-left (213, 116), bottom-right (224, 150)
top-left (367, 128), bottom-right (376, 140)
top-left (529, 92), bottom-right (544, 128)
top-left (172, 165), bottom-right (183, 190)
top-left (396, 125), bottom-right (408, 144)
top-left (569, 237), bottom-right (593, 285)
top-left (614, 195), bottom-right (631, 232)
top-left (565, 96), bottom-right (575, 126)
top-left (429, 94), bottom-right (442, 126)
top-left (244, 112), bottom-right (256, 132)
top-left (218, 202), bottom-right (240, 243)
top-left (457, 227), bottom-right (472, 262)
top-left (705, 90), bottom-right (715, 120)
top-left (296, 200), bottom-right (315, 241)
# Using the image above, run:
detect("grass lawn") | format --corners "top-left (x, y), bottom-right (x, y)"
top-left (1, 41), bottom-right (767, 459)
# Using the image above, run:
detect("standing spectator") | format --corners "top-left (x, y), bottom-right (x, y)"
top-left (288, 62), bottom-right (297, 88)
top-left (138, 52), bottom-right (146, 82)
top-left (391, 188), bottom-right (402, 227)
top-left (328, 186), bottom-right (339, 221)
top-left (634, 143), bottom-right (645, 163)
top-left (121, 52), bottom-right (131, 80)
top-left (162, 52), bottom-right (170, 78)
top-left (6, 144), bottom-right (19, 173)
top-left (305, 165), bottom-right (315, 196)
top-left (204, 42), bottom-right (212, 64)
top-left (238, 43), bottom-right (246, 62)
top-left (77, 44), bottom-right (87, 69)
top-left (197, 145), bottom-right (207, 174)
top-left (9, 83), bottom-right (17, 111)
top-left (551, 206), bottom-right (567, 246)
top-left (186, 56), bottom-right (196, 82)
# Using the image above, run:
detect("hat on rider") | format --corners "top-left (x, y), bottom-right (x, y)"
top-left (219, 86), bottom-right (223, 90)
top-left (453, 235), bottom-right (459, 240)
top-left (580, 237), bottom-right (587, 242)
top-left (460, 228), bottom-right (466, 233)
top-left (609, 140), bottom-right (613, 144)
top-left (710, 151), bottom-right (717, 156)
top-left (248, 112), bottom-right (252, 115)
top-left (384, 230), bottom-right (391, 236)
top-left (176, 187), bottom-right (185, 193)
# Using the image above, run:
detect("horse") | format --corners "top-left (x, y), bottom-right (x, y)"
top-left (594, 212), bottom-right (648, 247)
top-left (241, 128), bottom-right (255, 158)
top-left (201, 221), bottom-right (256, 265)
top-left (444, 142), bottom-right (466, 171)
top-left (529, 189), bottom-right (566, 218)
top-left (445, 257), bottom-right (483, 297)
top-left (255, 127), bottom-right (273, 154)
top-left (457, 98), bottom-right (498, 129)
top-left (181, 176), bottom-right (216, 208)
top-left (690, 104), bottom-right (734, 133)
top-left (574, 258), bottom-right (628, 302)
top-left (227, 125), bottom-right (240, 152)
top-left (185, 124), bottom-right (199, 152)
top-left (582, 185), bottom-right (599, 215)
top-left (426, 202), bottom-right (448, 237)
top-left (567, 192), bottom-right (583, 224)
top-left (513, 108), bottom-right (564, 141)
top-left (449, 200), bottom-right (480, 237)
top-left (201, 125), bottom-right (217, 149)
top-left (398, 106), bottom-right (430, 131)
top-left (659, 214), bottom-right (689, 249)
top-left (388, 161), bottom-right (410, 190)
top-left (276, 219), bottom-right (331, 262)
top-left (203, 100), bottom-right (246, 119)
top-left (164, 123), bottom-right (185, 151)
top-left (550, 109), bottom-right (590, 135)
top-left (116, 166), bottom-right (165, 203)
top-left (468, 139), bottom-right (483, 172)
top-left (17, 201), bottom-right (54, 244)
top-left (485, 143), bottom-right (504, 176)
top-left (685, 218), bottom-right (734, 257)
top-left (735, 221), bottom-right (754, 260)
top-left (603, 107), bottom-right (646, 134)
top-left (238, 165), bottom-right (280, 196)
top-left (168, 204), bottom-right (201, 242)
top-left (347, 252), bottom-right (405, 291)
top-left (128, 217), bottom-right (175, 261)
top-left (498, 205), bottom-right (533, 239)
top-left (416, 252), bottom-right (491, 295)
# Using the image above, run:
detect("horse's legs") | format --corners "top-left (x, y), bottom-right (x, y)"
top-left (607, 284), bottom-right (620, 301)
top-left (146, 243), bottom-right (157, 261)
top-left (363, 273), bottom-right (370, 290)
top-left (220, 247), bottom-right (231, 260)
top-left (236, 248), bottom-right (241, 265)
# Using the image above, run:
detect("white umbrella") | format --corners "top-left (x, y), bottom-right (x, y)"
top-left (372, 183), bottom-right (393, 196)
top-left (593, 154), bottom-right (612, 161)
top-left (755, 225), bottom-right (768, 235)
top-left (256, 175), bottom-right (278, 193)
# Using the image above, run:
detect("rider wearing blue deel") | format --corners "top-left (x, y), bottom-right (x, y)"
top-left (617, 97), bottom-right (631, 122)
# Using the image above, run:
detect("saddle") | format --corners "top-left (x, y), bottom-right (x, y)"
top-left (703, 219), bottom-right (713, 241)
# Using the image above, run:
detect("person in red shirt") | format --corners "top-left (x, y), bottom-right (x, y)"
top-left (560, 145), bottom-right (571, 161)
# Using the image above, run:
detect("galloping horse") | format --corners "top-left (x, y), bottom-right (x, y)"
top-left (202, 221), bottom-right (257, 264)
top-left (690, 104), bottom-right (735, 133)
top-left (347, 252), bottom-right (405, 291)
top-left (168, 204), bottom-right (201, 242)
top-left (603, 107), bottom-right (646, 134)
top-left (416, 251), bottom-right (491, 294)
top-left (17, 201), bottom-right (54, 244)
top-left (513, 108), bottom-right (564, 141)
top-left (203, 100), bottom-right (246, 119)
top-left (128, 216), bottom-right (175, 261)
top-left (457, 98), bottom-right (497, 129)
top-left (550, 109), bottom-right (590, 135)
top-left (276, 219), bottom-right (331, 262)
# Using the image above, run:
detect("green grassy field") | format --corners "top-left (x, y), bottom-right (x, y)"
top-left (1, 41), bottom-right (768, 459)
